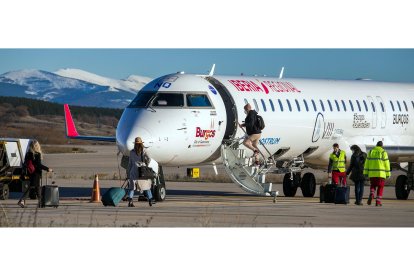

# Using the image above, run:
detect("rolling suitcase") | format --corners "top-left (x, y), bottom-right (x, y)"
top-left (102, 187), bottom-right (126, 206)
top-left (40, 173), bottom-right (59, 208)
top-left (334, 185), bottom-right (350, 204)
top-left (320, 183), bottom-right (336, 203)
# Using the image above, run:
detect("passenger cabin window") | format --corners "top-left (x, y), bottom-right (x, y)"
top-left (152, 93), bottom-right (184, 107)
top-left (128, 92), bottom-right (155, 108)
top-left (390, 101), bottom-right (395, 112)
top-left (412, 101), bottom-right (414, 109)
top-left (397, 101), bottom-right (402, 112)
top-left (186, 94), bottom-right (212, 108)
top-left (295, 99), bottom-right (301, 111)
top-left (371, 102), bottom-right (375, 112)
top-left (303, 99), bottom-right (309, 112)
top-left (356, 100), bottom-right (361, 112)
top-left (327, 100), bottom-right (333, 112)
top-left (269, 99), bottom-right (275, 112)
top-left (349, 100), bottom-right (354, 112)
top-left (278, 99), bottom-right (284, 112)
top-left (403, 101), bottom-right (408, 112)
top-left (311, 100), bottom-right (317, 111)
top-left (319, 100), bottom-right (325, 112)
top-left (341, 100), bottom-right (347, 112)
top-left (363, 100), bottom-right (368, 112)
top-left (253, 99), bottom-right (259, 111)
top-left (286, 99), bottom-right (292, 112)
top-left (380, 102), bottom-right (385, 112)
top-left (244, 99), bottom-right (248, 105)
top-left (261, 99), bottom-right (267, 112)
top-left (334, 100), bottom-right (340, 111)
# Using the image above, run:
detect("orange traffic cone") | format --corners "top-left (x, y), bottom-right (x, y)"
top-left (90, 174), bottom-right (101, 203)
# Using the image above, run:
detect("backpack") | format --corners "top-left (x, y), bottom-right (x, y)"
top-left (256, 114), bottom-right (265, 130)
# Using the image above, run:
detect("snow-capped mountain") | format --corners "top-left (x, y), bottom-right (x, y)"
top-left (55, 68), bottom-right (151, 93)
top-left (0, 69), bottom-right (152, 108)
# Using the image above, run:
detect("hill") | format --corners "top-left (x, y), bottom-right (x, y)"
top-left (0, 69), bottom-right (151, 108)
top-left (0, 96), bottom-right (121, 144)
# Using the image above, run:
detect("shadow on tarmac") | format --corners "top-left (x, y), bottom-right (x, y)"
top-left (8, 187), bottom-right (256, 200)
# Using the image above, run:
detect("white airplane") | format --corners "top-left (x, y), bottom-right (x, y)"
top-left (64, 66), bottom-right (414, 201)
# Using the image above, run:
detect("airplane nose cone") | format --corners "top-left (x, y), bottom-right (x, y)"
top-left (116, 109), bottom-right (154, 155)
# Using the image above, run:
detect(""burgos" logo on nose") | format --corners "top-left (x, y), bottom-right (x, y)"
top-left (195, 127), bottom-right (216, 140)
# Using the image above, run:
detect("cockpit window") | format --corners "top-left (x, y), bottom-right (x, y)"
top-left (186, 94), bottom-right (212, 107)
top-left (152, 93), bottom-right (184, 107)
top-left (128, 92), bottom-right (154, 108)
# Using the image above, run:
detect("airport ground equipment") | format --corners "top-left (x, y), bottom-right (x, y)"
top-left (221, 137), bottom-right (278, 201)
top-left (0, 138), bottom-right (32, 200)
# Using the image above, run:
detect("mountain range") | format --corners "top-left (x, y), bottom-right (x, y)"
top-left (0, 69), bottom-right (153, 108)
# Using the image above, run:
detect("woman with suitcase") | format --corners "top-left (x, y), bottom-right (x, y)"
top-left (126, 137), bottom-right (155, 207)
top-left (18, 140), bottom-right (52, 208)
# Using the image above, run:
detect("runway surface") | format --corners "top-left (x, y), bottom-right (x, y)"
top-left (1, 145), bottom-right (413, 227)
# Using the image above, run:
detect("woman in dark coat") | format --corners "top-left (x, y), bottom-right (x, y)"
top-left (346, 145), bottom-right (367, 205)
top-left (18, 140), bottom-right (52, 208)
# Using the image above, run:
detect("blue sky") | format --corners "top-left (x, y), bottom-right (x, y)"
top-left (1, 49), bottom-right (413, 82)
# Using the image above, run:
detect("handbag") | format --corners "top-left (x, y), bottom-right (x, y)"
top-left (138, 166), bottom-right (154, 180)
top-left (138, 152), bottom-right (154, 180)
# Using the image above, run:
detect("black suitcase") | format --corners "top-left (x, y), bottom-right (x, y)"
top-left (40, 173), bottom-right (59, 208)
top-left (334, 186), bottom-right (350, 204)
top-left (320, 184), bottom-right (336, 203)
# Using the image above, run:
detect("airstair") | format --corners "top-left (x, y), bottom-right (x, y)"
top-left (221, 137), bottom-right (279, 201)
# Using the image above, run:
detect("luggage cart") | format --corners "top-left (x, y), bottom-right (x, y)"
top-left (0, 138), bottom-right (32, 200)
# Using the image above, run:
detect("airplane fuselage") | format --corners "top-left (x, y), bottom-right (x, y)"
top-left (116, 73), bottom-right (414, 169)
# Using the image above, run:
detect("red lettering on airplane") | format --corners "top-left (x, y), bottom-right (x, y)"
top-left (228, 79), bottom-right (301, 93)
top-left (195, 127), bottom-right (216, 140)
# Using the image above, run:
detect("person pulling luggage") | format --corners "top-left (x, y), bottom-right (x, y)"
top-left (18, 140), bottom-right (53, 208)
top-left (327, 143), bottom-right (347, 186)
top-left (127, 137), bottom-right (155, 207)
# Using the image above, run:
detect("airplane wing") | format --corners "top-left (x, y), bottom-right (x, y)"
top-left (64, 104), bottom-right (116, 142)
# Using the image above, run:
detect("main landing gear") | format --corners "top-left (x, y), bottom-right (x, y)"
top-left (282, 172), bottom-right (316, 197)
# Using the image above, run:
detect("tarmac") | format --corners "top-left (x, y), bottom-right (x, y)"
top-left (1, 145), bottom-right (413, 227)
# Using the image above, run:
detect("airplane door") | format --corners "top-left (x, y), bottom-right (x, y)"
top-left (376, 96), bottom-right (386, 128)
top-left (367, 96), bottom-right (377, 129)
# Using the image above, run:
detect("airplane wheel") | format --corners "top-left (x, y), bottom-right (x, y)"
top-left (301, 172), bottom-right (316, 197)
top-left (396, 175), bottom-right (410, 200)
top-left (0, 184), bottom-right (9, 200)
top-left (283, 173), bottom-right (298, 197)
top-left (154, 184), bottom-right (166, 201)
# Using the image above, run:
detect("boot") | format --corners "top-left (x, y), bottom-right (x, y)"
top-left (17, 199), bottom-right (25, 208)
top-left (148, 198), bottom-right (156, 207)
top-left (367, 194), bottom-right (373, 205)
top-left (128, 198), bottom-right (135, 207)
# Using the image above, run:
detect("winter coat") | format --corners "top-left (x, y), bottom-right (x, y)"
top-left (346, 151), bottom-right (367, 182)
top-left (245, 110), bottom-right (261, 135)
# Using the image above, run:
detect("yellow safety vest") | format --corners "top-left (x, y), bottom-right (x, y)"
top-left (363, 146), bottom-right (391, 179)
top-left (329, 150), bottom-right (346, 172)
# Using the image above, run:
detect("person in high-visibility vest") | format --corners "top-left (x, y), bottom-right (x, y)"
top-left (363, 141), bottom-right (391, 207)
top-left (328, 143), bottom-right (347, 185)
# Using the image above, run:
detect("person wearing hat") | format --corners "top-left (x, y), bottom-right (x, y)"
top-left (126, 137), bottom-right (155, 207)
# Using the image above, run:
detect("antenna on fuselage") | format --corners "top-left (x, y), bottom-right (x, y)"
top-left (279, 67), bottom-right (285, 79)
top-left (208, 64), bottom-right (216, 76)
